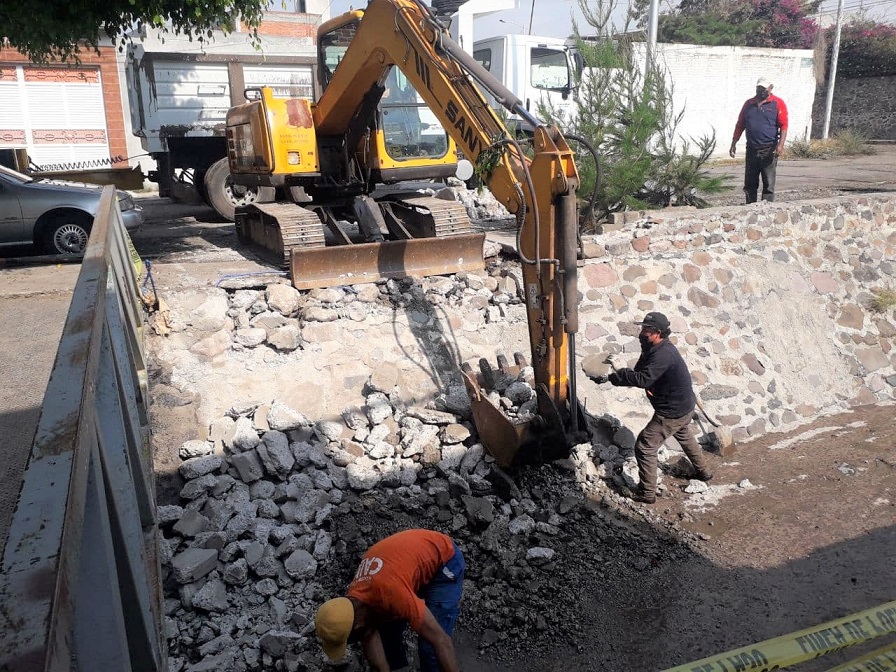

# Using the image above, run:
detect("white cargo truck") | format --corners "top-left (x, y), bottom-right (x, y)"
top-left (125, 43), bottom-right (316, 219)
top-left (471, 34), bottom-right (579, 130)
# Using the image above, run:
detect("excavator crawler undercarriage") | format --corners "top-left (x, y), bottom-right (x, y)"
top-left (234, 194), bottom-right (486, 290)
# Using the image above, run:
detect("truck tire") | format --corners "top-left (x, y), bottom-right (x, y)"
top-left (204, 158), bottom-right (275, 221)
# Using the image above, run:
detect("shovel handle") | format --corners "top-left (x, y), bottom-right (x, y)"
top-left (695, 398), bottom-right (721, 428)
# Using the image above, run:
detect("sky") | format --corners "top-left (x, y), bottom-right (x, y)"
top-left (322, 0), bottom-right (896, 42)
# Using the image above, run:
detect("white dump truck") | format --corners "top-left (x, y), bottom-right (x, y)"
top-left (125, 42), bottom-right (316, 219)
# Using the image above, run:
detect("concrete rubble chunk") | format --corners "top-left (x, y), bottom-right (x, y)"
top-left (526, 547), bottom-right (555, 565)
top-left (171, 547), bottom-right (218, 584)
top-left (230, 449), bottom-right (265, 483)
top-left (284, 548), bottom-right (318, 579)
top-left (400, 424), bottom-right (440, 458)
top-left (173, 509), bottom-right (210, 538)
top-left (407, 406), bottom-right (458, 425)
top-left (256, 430), bottom-right (295, 478)
top-left (192, 579), bottom-right (229, 612)
top-left (314, 419), bottom-right (345, 443)
top-left (366, 392), bottom-right (394, 425)
top-left (229, 416), bottom-right (260, 452)
top-left (234, 327), bottom-right (267, 348)
top-left (179, 455), bottom-right (224, 480)
top-left (346, 459), bottom-right (382, 490)
top-left (259, 630), bottom-right (304, 657)
top-left (342, 405), bottom-right (369, 430)
top-left (266, 284), bottom-right (301, 316)
top-left (180, 440), bottom-right (214, 459)
top-left (268, 323), bottom-right (303, 351)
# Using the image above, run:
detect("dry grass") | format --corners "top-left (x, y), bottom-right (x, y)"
top-left (784, 131), bottom-right (875, 159)
top-left (868, 286), bottom-right (896, 313)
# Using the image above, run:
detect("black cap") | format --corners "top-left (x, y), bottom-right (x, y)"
top-left (636, 312), bottom-right (670, 331)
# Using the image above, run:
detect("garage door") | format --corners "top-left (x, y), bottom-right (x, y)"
top-left (0, 65), bottom-right (110, 171)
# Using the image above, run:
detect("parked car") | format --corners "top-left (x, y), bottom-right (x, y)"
top-left (0, 164), bottom-right (143, 256)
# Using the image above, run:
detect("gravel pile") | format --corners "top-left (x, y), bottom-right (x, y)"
top-left (160, 362), bottom-right (708, 672)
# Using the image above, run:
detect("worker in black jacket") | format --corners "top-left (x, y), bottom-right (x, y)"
top-left (591, 312), bottom-right (713, 504)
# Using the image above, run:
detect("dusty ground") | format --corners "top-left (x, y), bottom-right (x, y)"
top-left (126, 177), bottom-right (896, 671)
top-left (455, 405), bottom-right (896, 672)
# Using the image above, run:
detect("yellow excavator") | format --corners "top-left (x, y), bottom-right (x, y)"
top-left (225, 0), bottom-right (585, 465)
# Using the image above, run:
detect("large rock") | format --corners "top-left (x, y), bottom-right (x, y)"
top-left (284, 548), bottom-right (318, 579)
top-left (266, 284), bottom-right (301, 316)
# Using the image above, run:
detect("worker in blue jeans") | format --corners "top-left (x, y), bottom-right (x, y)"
top-left (316, 529), bottom-right (465, 671)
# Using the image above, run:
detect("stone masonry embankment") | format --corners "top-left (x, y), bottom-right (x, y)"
top-left (152, 193), bottom-right (896, 453)
top-left (576, 194), bottom-right (896, 443)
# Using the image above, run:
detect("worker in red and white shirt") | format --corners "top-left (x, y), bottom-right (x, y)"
top-left (729, 76), bottom-right (789, 204)
top-left (315, 529), bottom-right (464, 672)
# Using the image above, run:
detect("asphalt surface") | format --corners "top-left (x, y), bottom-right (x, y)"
top-left (0, 266), bottom-right (78, 559)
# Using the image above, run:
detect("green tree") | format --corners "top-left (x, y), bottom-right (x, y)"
top-left (539, 0), bottom-right (725, 220)
top-left (0, 0), bottom-right (268, 63)
top-left (658, 0), bottom-right (821, 48)
top-left (829, 18), bottom-right (896, 77)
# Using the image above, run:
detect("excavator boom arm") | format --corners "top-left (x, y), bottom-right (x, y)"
top-left (316, 0), bottom-right (582, 457)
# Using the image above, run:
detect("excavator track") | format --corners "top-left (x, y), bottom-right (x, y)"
top-left (388, 195), bottom-right (475, 238)
top-left (235, 203), bottom-right (325, 268)
top-left (237, 196), bottom-right (485, 290)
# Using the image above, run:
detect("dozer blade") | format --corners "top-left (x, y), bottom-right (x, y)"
top-left (290, 232), bottom-right (485, 290)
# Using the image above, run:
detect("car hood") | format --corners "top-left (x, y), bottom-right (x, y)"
top-left (30, 178), bottom-right (112, 195)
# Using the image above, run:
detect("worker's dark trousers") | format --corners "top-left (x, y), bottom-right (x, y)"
top-left (744, 144), bottom-right (777, 203)
top-left (635, 411), bottom-right (709, 496)
top-left (379, 542), bottom-right (465, 671)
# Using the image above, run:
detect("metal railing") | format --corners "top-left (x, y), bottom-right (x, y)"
top-left (0, 188), bottom-right (165, 671)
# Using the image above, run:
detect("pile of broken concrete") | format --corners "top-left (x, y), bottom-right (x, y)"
top-left (158, 353), bottom-right (721, 672)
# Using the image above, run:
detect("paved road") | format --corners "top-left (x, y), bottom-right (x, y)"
top-left (0, 264), bottom-right (78, 558)
top-left (704, 143), bottom-right (896, 206)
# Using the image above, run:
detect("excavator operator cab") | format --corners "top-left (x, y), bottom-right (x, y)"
top-left (317, 11), bottom-right (457, 182)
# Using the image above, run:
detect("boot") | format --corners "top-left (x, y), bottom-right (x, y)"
top-left (695, 469), bottom-right (713, 482)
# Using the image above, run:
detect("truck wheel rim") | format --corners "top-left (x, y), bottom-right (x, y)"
top-left (54, 224), bottom-right (88, 254)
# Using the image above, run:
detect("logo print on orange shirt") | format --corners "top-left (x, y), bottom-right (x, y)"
top-left (353, 556), bottom-right (384, 583)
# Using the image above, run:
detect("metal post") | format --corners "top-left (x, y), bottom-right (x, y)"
top-left (647, 0), bottom-right (659, 73)
top-left (822, 0), bottom-right (845, 139)
top-left (527, 0), bottom-right (536, 35)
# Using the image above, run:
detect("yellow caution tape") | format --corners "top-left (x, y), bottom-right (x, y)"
top-left (823, 643), bottom-right (896, 672)
top-left (661, 600), bottom-right (896, 672)
top-left (126, 230), bottom-right (144, 277)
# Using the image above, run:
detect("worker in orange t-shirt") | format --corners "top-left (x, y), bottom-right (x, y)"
top-left (315, 529), bottom-right (465, 672)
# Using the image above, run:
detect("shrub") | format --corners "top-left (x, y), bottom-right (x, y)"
top-left (868, 286), bottom-right (896, 313)
top-left (783, 132), bottom-right (874, 159)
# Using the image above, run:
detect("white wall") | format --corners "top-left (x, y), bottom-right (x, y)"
top-left (637, 43), bottom-right (817, 156)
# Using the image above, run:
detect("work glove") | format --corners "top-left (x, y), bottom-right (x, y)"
top-left (589, 374), bottom-right (610, 384)
top-left (604, 354), bottom-right (626, 371)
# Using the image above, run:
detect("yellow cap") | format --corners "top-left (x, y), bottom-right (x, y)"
top-left (315, 597), bottom-right (354, 661)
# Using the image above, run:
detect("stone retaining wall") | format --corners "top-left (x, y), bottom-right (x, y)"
top-left (153, 194), bottom-right (896, 451)
top-left (576, 194), bottom-right (896, 443)
top-left (812, 75), bottom-right (896, 141)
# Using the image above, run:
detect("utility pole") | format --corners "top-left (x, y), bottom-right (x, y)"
top-left (822, 0), bottom-right (845, 139)
top-left (647, 0), bottom-right (659, 73)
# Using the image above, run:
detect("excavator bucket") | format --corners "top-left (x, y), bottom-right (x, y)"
top-left (290, 233), bottom-right (486, 290)
top-left (461, 354), bottom-right (572, 468)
